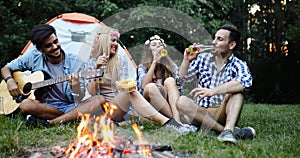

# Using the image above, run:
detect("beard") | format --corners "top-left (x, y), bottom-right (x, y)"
top-left (214, 45), bottom-right (230, 54)
top-left (46, 53), bottom-right (61, 59)
top-left (45, 47), bottom-right (63, 59)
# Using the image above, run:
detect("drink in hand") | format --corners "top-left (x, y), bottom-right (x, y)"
top-left (160, 49), bottom-right (168, 57)
top-left (188, 44), bottom-right (214, 55)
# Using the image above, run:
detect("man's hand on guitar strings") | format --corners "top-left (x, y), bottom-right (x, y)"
top-left (68, 73), bottom-right (81, 93)
top-left (6, 78), bottom-right (22, 98)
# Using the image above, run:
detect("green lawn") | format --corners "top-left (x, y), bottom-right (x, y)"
top-left (0, 103), bottom-right (299, 158)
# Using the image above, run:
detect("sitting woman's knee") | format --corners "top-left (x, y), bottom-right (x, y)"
top-left (164, 77), bottom-right (175, 85)
top-left (143, 82), bottom-right (158, 95)
top-left (164, 77), bottom-right (177, 88)
top-left (176, 96), bottom-right (189, 110)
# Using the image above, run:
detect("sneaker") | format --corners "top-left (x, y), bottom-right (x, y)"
top-left (234, 127), bottom-right (256, 140)
top-left (163, 118), bottom-right (191, 135)
top-left (182, 124), bottom-right (198, 132)
top-left (217, 129), bottom-right (238, 145)
top-left (25, 115), bottom-right (50, 127)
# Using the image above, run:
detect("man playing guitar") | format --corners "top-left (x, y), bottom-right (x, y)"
top-left (1, 24), bottom-right (105, 127)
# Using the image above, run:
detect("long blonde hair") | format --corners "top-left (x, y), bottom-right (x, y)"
top-left (141, 36), bottom-right (176, 84)
top-left (90, 26), bottom-right (120, 83)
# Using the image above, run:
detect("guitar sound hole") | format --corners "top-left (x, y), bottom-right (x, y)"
top-left (23, 83), bottom-right (32, 94)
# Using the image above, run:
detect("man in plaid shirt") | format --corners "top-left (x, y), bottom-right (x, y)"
top-left (177, 25), bottom-right (255, 145)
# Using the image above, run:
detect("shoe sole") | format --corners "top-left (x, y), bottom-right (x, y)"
top-left (217, 136), bottom-right (238, 145)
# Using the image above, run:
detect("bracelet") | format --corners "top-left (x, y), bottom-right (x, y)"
top-left (4, 76), bottom-right (13, 82)
top-left (71, 92), bottom-right (80, 97)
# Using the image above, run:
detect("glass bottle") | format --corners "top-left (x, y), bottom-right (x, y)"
top-left (160, 49), bottom-right (168, 57)
top-left (188, 44), bottom-right (214, 55)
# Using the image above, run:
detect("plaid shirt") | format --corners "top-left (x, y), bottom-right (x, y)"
top-left (180, 53), bottom-right (252, 107)
top-left (137, 64), bottom-right (183, 95)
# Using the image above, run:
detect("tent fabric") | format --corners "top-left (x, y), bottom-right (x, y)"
top-left (58, 13), bottom-right (100, 23)
top-left (20, 12), bottom-right (137, 79)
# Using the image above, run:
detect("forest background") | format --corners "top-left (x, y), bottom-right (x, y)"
top-left (0, 0), bottom-right (299, 104)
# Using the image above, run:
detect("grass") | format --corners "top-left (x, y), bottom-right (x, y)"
top-left (0, 103), bottom-right (299, 158)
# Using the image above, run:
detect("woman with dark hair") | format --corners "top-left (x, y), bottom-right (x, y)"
top-left (137, 35), bottom-right (184, 123)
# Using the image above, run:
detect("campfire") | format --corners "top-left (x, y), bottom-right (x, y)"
top-left (63, 103), bottom-right (168, 158)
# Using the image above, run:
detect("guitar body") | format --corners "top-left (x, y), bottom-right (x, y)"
top-left (0, 71), bottom-right (44, 115)
top-left (13, 71), bottom-right (45, 95)
top-left (0, 80), bottom-right (19, 115)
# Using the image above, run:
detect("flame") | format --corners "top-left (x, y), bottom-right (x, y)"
top-left (64, 102), bottom-right (152, 158)
top-left (65, 102), bottom-right (117, 157)
top-left (132, 123), bottom-right (143, 142)
top-left (131, 123), bottom-right (152, 157)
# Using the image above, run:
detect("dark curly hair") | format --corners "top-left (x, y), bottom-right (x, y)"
top-left (29, 24), bottom-right (56, 50)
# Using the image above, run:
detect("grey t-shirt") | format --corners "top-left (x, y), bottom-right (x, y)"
top-left (45, 61), bottom-right (69, 103)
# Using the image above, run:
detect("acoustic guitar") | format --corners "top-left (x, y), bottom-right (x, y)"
top-left (0, 69), bottom-right (103, 115)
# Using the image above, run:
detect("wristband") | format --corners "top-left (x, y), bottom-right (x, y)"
top-left (71, 92), bottom-right (80, 97)
top-left (4, 76), bottom-right (13, 82)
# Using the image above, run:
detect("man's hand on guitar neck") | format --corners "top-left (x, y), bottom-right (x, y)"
top-left (68, 73), bottom-right (81, 95)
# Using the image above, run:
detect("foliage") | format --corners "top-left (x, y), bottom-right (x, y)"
top-left (0, 104), bottom-right (299, 157)
top-left (245, 0), bottom-right (300, 103)
top-left (0, 0), bottom-right (299, 103)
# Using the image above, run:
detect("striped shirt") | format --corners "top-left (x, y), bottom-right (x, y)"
top-left (180, 53), bottom-right (252, 107)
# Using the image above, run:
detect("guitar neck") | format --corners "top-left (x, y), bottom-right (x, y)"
top-left (31, 69), bottom-right (103, 90)
top-left (32, 75), bottom-right (68, 89)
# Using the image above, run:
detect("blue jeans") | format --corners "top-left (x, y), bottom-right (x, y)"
top-left (48, 102), bottom-right (77, 113)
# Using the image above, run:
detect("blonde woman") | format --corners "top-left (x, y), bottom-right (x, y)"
top-left (83, 27), bottom-right (192, 134)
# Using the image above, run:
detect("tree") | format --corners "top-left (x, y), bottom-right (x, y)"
top-left (247, 0), bottom-right (300, 103)
top-left (1, 0), bottom-right (299, 103)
